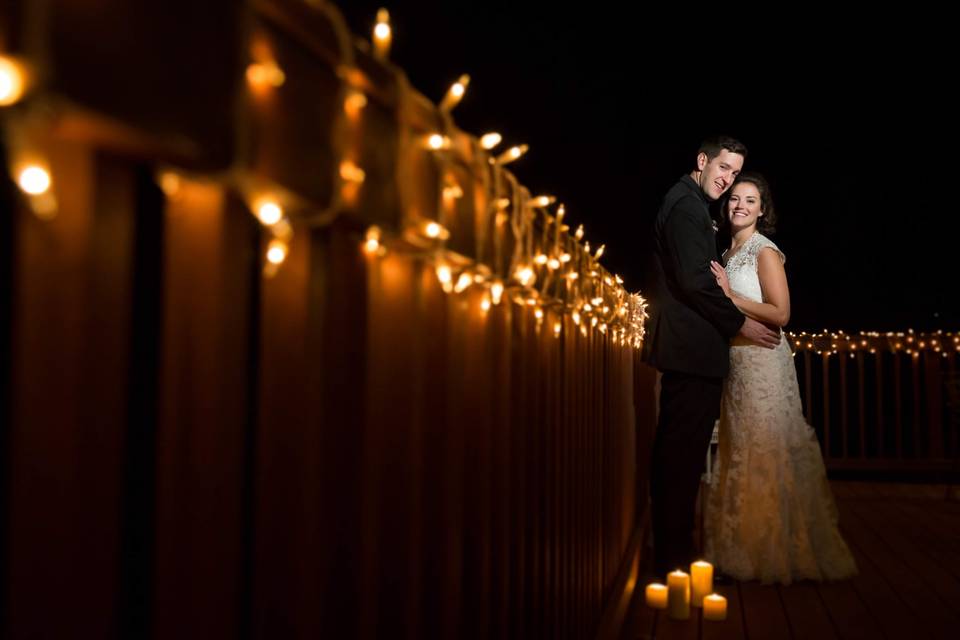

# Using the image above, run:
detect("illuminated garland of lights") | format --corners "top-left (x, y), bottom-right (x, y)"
top-left (1, 3), bottom-right (649, 348)
top-left (786, 330), bottom-right (960, 359)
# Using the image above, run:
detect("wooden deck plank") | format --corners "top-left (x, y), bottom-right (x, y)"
top-left (738, 581), bottom-right (791, 640)
top-left (816, 580), bottom-right (884, 640)
top-left (777, 582), bottom-right (839, 640)
top-left (619, 587), bottom-right (658, 640)
top-left (838, 530), bottom-right (920, 640)
top-left (652, 607), bottom-right (699, 640)
top-left (837, 499), bottom-right (958, 639)
top-left (850, 498), bottom-right (960, 613)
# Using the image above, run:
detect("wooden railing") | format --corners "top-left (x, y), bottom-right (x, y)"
top-left (0, 1), bottom-right (656, 638)
top-left (789, 331), bottom-right (960, 474)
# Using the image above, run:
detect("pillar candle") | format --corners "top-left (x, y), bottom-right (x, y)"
top-left (690, 560), bottom-right (713, 607)
top-left (667, 570), bottom-right (690, 620)
top-left (645, 583), bottom-right (668, 609)
top-left (703, 593), bottom-right (727, 621)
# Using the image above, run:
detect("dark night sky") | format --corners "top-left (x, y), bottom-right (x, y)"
top-left (340, 2), bottom-right (957, 331)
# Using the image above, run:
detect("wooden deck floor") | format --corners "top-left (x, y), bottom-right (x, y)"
top-left (621, 482), bottom-right (960, 639)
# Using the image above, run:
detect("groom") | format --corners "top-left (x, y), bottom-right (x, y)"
top-left (645, 136), bottom-right (780, 577)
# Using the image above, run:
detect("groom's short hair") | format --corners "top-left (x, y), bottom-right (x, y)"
top-left (698, 136), bottom-right (748, 161)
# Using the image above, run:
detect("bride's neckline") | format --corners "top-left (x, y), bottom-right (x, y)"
top-left (723, 230), bottom-right (758, 264)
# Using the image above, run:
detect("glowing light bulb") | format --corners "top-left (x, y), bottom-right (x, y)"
top-left (440, 74), bottom-right (470, 111)
top-left (246, 61), bottom-right (285, 88)
top-left (427, 134), bottom-right (451, 150)
top-left (340, 161), bottom-right (366, 184)
top-left (256, 200), bottom-right (283, 226)
top-left (364, 226), bottom-right (383, 255)
top-left (496, 144), bottom-right (529, 165)
top-left (491, 280), bottom-right (504, 305)
top-left (515, 266), bottom-right (535, 287)
top-left (18, 165), bottom-right (51, 195)
top-left (436, 263), bottom-right (453, 293)
top-left (0, 55), bottom-right (27, 106)
top-left (454, 272), bottom-right (473, 293)
top-left (266, 239), bottom-right (288, 265)
top-left (530, 195), bottom-right (556, 208)
top-left (480, 132), bottom-right (502, 150)
top-left (373, 9), bottom-right (392, 58)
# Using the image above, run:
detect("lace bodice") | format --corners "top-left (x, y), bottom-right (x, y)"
top-left (724, 232), bottom-right (785, 304)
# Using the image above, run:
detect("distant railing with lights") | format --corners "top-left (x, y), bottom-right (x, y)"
top-left (787, 330), bottom-right (960, 473)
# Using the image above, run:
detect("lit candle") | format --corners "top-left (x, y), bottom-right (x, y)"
top-left (645, 583), bottom-right (668, 609)
top-left (702, 593), bottom-right (727, 621)
top-left (667, 570), bottom-right (690, 620)
top-left (690, 560), bottom-right (713, 607)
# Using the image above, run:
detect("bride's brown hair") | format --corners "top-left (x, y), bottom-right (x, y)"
top-left (722, 171), bottom-right (777, 235)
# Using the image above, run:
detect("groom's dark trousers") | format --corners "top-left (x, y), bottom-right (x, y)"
top-left (650, 372), bottom-right (722, 575)
top-left (644, 175), bottom-right (745, 576)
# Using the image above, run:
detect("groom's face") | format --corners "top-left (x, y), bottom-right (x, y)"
top-left (697, 149), bottom-right (744, 201)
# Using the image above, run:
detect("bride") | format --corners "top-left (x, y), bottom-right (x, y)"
top-left (703, 171), bottom-right (857, 584)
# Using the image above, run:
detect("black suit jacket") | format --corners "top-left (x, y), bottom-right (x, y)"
top-left (644, 175), bottom-right (745, 378)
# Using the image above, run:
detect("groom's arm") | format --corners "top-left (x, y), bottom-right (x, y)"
top-left (662, 200), bottom-right (745, 338)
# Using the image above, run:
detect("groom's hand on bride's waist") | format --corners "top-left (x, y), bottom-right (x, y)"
top-left (738, 317), bottom-right (780, 349)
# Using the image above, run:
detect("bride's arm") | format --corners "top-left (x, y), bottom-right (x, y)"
top-left (710, 248), bottom-right (791, 327)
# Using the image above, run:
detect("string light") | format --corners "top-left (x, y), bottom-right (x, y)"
top-left (254, 200), bottom-right (283, 226)
top-left (246, 61), bottom-right (285, 89)
top-left (0, 54), bottom-right (27, 106)
top-left (373, 8), bottom-right (392, 59)
top-left (17, 165), bottom-right (51, 195)
top-left (496, 144), bottom-right (528, 165)
top-left (454, 272), bottom-right (473, 293)
top-left (786, 330), bottom-right (959, 358)
top-left (530, 195), bottom-right (556, 208)
top-left (436, 262), bottom-right (454, 293)
top-left (266, 239), bottom-right (288, 265)
top-left (427, 134), bottom-right (451, 150)
top-left (514, 265), bottom-right (536, 287)
top-left (344, 90), bottom-right (367, 118)
top-left (158, 171), bottom-right (181, 198)
top-left (364, 225), bottom-right (385, 256)
top-left (480, 132), bottom-right (502, 150)
top-left (339, 160), bottom-right (366, 184)
top-left (422, 221), bottom-right (450, 241)
top-left (439, 74), bottom-right (470, 112)
top-left (491, 279), bottom-right (505, 305)
top-left (442, 177), bottom-right (463, 200)
top-left (0, 7), bottom-right (653, 352)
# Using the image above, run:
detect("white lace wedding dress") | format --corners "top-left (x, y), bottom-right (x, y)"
top-left (704, 232), bottom-right (857, 584)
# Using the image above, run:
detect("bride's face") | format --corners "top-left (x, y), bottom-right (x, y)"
top-left (727, 182), bottom-right (763, 231)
